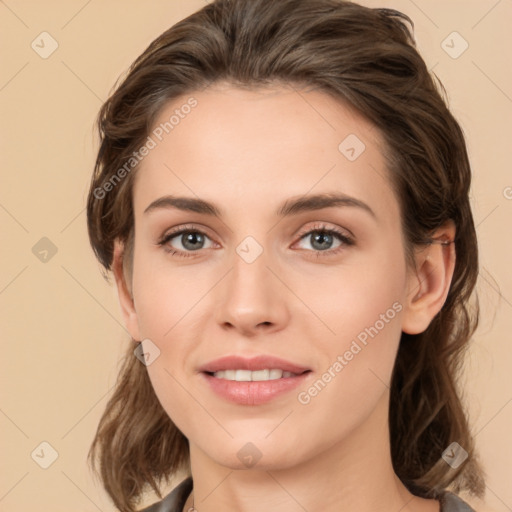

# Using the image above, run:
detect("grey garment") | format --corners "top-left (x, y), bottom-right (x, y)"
top-left (439, 491), bottom-right (477, 512)
top-left (139, 477), bottom-right (476, 512)
top-left (139, 478), bottom-right (192, 512)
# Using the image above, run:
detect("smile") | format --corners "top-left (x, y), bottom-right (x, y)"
top-left (210, 369), bottom-right (300, 381)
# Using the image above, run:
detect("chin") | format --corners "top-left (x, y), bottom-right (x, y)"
top-left (195, 436), bottom-right (304, 471)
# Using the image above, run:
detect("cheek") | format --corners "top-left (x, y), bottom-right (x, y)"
top-left (130, 254), bottom-right (213, 429)
top-left (292, 247), bottom-right (406, 403)
top-left (293, 245), bottom-right (406, 348)
top-left (312, 254), bottom-right (406, 415)
top-left (131, 251), bottom-right (208, 339)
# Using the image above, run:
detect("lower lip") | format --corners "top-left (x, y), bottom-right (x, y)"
top-left (201, 372), bottom-right (311, 405)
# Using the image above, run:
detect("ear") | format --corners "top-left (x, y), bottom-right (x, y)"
top-left (112, 239), bottom-right (141, 341)
top-left (401, 221), bottom-right (456, 335)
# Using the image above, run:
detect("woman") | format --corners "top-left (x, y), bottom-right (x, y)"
top-left (86, 1), bottom-right (485, 511)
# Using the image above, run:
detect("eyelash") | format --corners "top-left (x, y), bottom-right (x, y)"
top-left (157, 222), bottom-right (355, 259)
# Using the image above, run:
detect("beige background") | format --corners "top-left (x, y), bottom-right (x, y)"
top-left (1, 0), bottom-right (511, 511)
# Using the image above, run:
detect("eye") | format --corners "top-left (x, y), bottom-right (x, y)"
top-left (293, 223), bottom-right (354, 256)
top-left (158, 225), bottom-right (215, 257)
top-left (157, 222), bottom-right (354, 259)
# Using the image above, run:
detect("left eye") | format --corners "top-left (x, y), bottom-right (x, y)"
top-left (296, 229), bottom-right (351, 252)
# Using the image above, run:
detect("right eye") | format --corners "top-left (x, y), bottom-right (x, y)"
top-left (158, 226), bottom-right (216, 257)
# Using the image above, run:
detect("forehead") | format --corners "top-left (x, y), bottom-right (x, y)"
top-left (132, 83), bottom-right (399, 228)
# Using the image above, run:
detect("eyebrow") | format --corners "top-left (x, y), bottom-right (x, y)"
top-left (143, 192), bottom-right (376, 219)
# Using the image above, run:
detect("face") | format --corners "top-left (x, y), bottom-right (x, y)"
top-left (120, 83), bottom-right (416, 470)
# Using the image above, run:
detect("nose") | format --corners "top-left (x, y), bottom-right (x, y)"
top-left (214, 247), bottom-right (290, 337)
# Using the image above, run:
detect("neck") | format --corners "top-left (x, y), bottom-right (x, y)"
top-left (182, 393), bottom-right (439, 512)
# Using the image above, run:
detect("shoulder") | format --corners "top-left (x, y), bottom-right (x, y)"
top-left (439, 490), bottom-right (477, 512)
top-left (138, 477), bottom-right (193, 512)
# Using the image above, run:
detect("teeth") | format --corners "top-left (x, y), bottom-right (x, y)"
top-left (251, 369), bottom-right (270, 381)
top-left (269, 369), bottom-right (282, 379)
top-left (235, 369), bottom-right (252, 381)
top-left (212, 369), bottom-right (299, 381)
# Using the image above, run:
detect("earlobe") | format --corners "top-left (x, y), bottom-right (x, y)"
top-left (112, 240), bottom-right (141, 341)
top-left (401, 222), bottom-right (456, 335)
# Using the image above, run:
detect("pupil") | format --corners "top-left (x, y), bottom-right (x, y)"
top-left (312, 232), bottom-right (332, 250)
top-left (183, 232), bottom-right (203, 250)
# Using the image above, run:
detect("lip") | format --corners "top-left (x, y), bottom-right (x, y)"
top-left (198, 355), bottom-right (312, 406)
top-left (201, 372), bottom-right (311, 405)
top-left (198, 355), bottom-right (311, 374)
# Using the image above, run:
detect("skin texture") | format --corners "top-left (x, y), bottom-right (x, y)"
top-left (113, 84), bottom-right (455, 512)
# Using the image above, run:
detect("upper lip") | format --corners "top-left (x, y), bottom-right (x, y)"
top-left (198, 355), bottom-right (311, 374)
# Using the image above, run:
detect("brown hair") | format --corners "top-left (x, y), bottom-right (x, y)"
top-left (86, 0), bottom-right (485, 510)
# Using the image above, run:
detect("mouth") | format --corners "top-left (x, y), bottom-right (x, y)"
top-left (206, 368), bottom-right (306, 381)
top-left (198, 355), bottom-right (312, 405)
